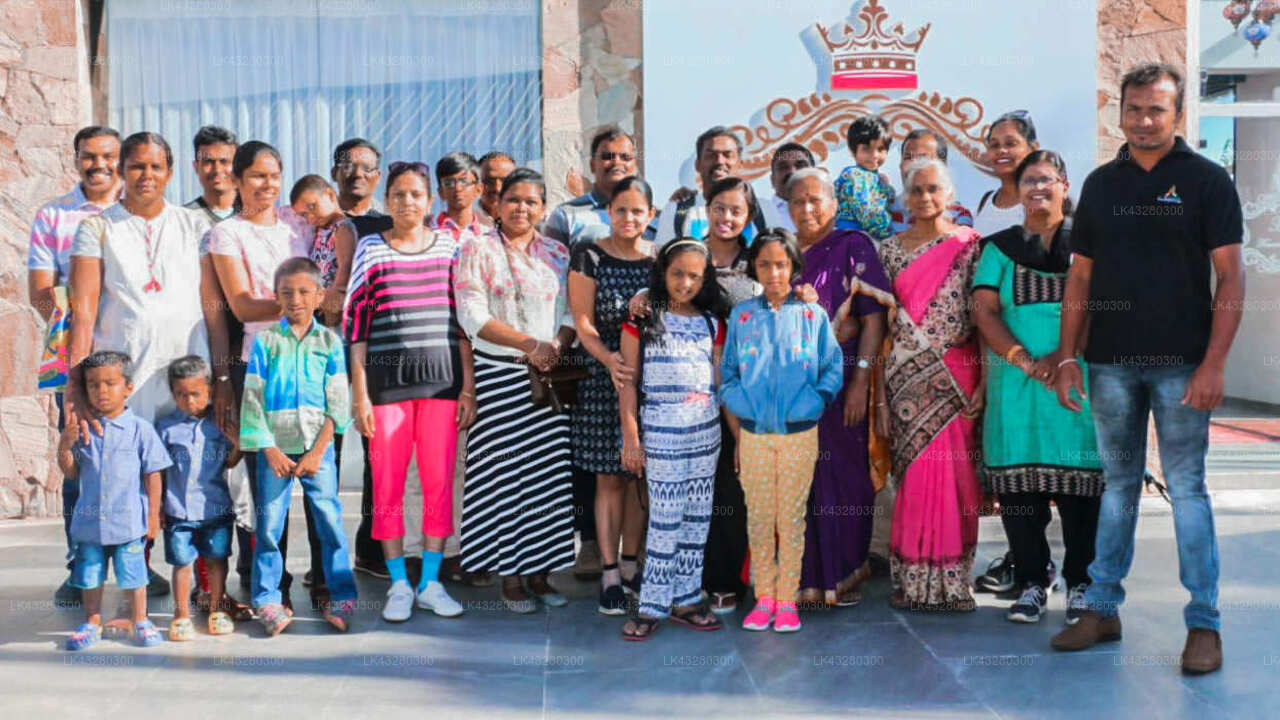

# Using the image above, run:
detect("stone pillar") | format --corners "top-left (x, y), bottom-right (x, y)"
top-left (0, 0), bottom-right (92, 518)
top-left (1097, 0), bottom-right (1187, 163)
top-left (541, 0), bottom-right (643, 206)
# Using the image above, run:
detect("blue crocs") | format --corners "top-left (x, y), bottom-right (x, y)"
top-left (133, 619), bottom-right (164, 647)
top-left (66, 622), bottom-right (102, 651)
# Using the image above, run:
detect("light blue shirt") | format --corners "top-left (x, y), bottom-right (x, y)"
top-left (69, 407), bottom-right (172, 545)
top-left (157, 411), bottom-right (234, 521)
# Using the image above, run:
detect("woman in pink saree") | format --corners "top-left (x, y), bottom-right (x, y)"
top-left (875, 158), bottom-right (984, 611)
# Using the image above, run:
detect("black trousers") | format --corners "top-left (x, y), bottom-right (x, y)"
top-left (998, 491), bottom-right (1101, 589)
top-left (571, 465), bottom-right (598, 543)
top-left (353, 433), bottom-right (385, 564)
top-left (701, 418), bottom-right (748, 595)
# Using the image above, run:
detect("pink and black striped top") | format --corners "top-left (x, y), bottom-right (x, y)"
top-left (342, 230), bottom-right (464, 405)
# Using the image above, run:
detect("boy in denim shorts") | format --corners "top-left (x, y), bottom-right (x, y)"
top-left (58, 350), bottom-right (172, 650)
top-left (157, 355), bottom-right (242, 640)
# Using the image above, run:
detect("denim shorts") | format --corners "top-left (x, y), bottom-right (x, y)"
top-left (71, 538), bottom-right (148, 590)
top-left (163, 515), bottom-right (234, 567)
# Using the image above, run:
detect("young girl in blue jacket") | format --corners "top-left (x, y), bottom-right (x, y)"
top-left (720, 229), bottom-right (843, 633)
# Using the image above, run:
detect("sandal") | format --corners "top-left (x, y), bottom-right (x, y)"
top-left (207, 611), bottom-right (235, 636)
top-left (669, 602), bottom-right (723, 631)
top-left (169, 617), bottom-right (196, 642)
top-left (66, 622), bottom-right (102, 651)
top-left (257, 603), bottom-right (292, 636)
top-left (708, 592), bottom-right (738, 615)
top-left (621, 615), bottom-right (660, 641)
top-left (323, 598), bottom-right (356, 633)
top-left (133, 619), bottom-right (164, 647)
top-left (833, 589), bottom-right (863, 607)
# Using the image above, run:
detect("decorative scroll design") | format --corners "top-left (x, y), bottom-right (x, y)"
top-left (1241, 169), bottom-right (1280, 275)
top-left (727, 90), bottom-right (995, 182)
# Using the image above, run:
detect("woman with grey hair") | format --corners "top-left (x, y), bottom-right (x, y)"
top-left (787, 167), bottom-right (893, 607)
top-left (875, 158), bottom-right (986, 611)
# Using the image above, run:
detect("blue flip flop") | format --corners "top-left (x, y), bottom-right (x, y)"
top-left (66, 622), bottom-right (102, 651)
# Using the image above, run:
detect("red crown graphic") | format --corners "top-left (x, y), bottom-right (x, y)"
top-left (812, 0), bottom-right (930, 91)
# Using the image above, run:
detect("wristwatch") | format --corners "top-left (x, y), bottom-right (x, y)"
top-left (216, 375), bottom-right (231, 383)
top-left (855, 358), bottom-right (871, 369)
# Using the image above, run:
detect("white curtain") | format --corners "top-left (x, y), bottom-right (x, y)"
top-left (107, 0), bottom-right (542, 203)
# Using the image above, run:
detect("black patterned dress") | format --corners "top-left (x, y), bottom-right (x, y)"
top-left (570, 243), bottom-right (654, 475)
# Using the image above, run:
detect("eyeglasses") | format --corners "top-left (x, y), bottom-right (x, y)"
top-left (1018, 174), bottom-right (1063, 189)
top-left (597, 151), bottom-right (635, 163)
top-left (337, 161), bottom-right (379, 174)
top-left (440, 176), bottom-right (477, 189)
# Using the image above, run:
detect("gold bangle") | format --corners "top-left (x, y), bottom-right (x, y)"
top-left (1004, 344), bottom-right (1026, 364)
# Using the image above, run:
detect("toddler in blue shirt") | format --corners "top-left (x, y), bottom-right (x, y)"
top-left (157, 355), bottom-right (242, 641)
top-left (58, 350), bottom-right (172, 651)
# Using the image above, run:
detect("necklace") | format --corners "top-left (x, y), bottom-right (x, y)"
top-left (141, 213), bottom-right (165, 293)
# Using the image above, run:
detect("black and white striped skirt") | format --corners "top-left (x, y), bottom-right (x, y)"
top-left (460, 351), bottom-right (575, 576)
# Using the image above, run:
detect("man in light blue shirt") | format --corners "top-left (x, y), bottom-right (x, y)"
top-left (544, 127), bottom-right (638, 249)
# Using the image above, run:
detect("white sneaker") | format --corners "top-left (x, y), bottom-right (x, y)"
top-left (416, 580), bottom-right (464, 617)
top-left (382, 581), bottom-right (415, 622)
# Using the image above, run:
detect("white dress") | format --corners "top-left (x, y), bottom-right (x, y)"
top-left (72, 202), bottom-right (212, 423)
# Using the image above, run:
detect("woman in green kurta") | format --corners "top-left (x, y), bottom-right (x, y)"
top-left (971, 150), bottom-right (1103, 626)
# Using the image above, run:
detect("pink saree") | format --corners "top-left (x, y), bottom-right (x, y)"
top-left (879, 227), bottom-right (983, 609)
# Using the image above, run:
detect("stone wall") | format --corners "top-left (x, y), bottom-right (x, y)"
top-left (541, 0), bottom-right (643, 206)
top-left (1097, 0), bottom-right (1187, 163)
top-left (0, 0), bottom-right (91, 518)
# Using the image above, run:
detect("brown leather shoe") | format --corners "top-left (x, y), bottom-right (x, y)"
top-left (1181, 628), bottom-right (1223, 675)
top-left (1050, 610), bottom-right (1122, 651)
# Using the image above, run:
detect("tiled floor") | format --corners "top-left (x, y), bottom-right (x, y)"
top-left (2, 410), bottom-right (1277, 719)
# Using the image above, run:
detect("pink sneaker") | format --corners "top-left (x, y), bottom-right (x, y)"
top-left (773, 602), bottom-right (802, 633)
top-left (741, 597), bottom-right (777, 631)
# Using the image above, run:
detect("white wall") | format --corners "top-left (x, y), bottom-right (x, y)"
top-left (1224, 72), bottom-right (1280, 404)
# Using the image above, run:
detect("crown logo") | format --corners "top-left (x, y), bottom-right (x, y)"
top-left (803, 0), bottom-right (931, 92)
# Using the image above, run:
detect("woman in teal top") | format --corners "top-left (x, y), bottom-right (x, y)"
top-left (971, 150), bottom-right (1103, 626)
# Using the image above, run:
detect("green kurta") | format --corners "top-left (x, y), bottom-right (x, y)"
top-left (972, 240), bottom-right (1103, 496)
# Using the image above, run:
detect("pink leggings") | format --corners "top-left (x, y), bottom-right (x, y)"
top-left (370, 397), bottom-right (459, 540)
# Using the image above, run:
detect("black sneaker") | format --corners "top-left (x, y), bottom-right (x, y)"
top-left (1007, 583), bottom-right (1048, 623)
top-left (303, 570), bottom-right (314, 588)
top-left (621, 573), bottom-right (641, 598)
top-left (598, 584), bottom-right (627, 616)
top-left (146, 567), bottom-right (171, 597)
top-left (975, 551), bottom-right (1016, 594)
top-left (1065, 583), bottom-right (1089, 626)
top-left (353, 556), bottom-right (390, 579)
top-left (53, 578), bottom-right (81, 607)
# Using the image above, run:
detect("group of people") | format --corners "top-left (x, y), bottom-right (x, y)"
top-left (27, 62), bottom-right (1243, 675)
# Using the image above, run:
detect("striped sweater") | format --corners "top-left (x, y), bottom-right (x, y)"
top-left (343, 231), bottom-right (465, 405)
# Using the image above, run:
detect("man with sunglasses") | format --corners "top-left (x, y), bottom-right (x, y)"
top-left (544, 127), bottom-right (638, 249)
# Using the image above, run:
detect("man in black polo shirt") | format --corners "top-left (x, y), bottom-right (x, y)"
top-left (1049, 64), bottom-right (1245, 676)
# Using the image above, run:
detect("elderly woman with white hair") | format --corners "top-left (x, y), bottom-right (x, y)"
top-left (785, 167), bottom-right (894, 607)
top-left (874, 158), bottom-right (986, 611)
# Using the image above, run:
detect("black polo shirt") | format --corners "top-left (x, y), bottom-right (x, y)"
top-left (346, 207), bottom-right (392, 239)
top-left (1071, 137), bottom-right (1242, 366)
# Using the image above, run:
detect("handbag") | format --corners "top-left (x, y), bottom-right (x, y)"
top-left (498, 236), bottom-right (588, 413)
top-left (37, 285), bottom-right (71, 391)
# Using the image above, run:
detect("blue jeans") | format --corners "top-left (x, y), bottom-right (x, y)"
top-left (1084, 364), bottom-right (1219, 630)
top-left (251, 446), bottom-right (356, 607)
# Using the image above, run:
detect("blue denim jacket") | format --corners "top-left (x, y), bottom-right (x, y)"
top-left (719, 294), bottom-right (844, 434)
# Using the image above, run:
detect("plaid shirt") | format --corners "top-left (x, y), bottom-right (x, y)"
top-left (240, 318), bottom-right (351, 454)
